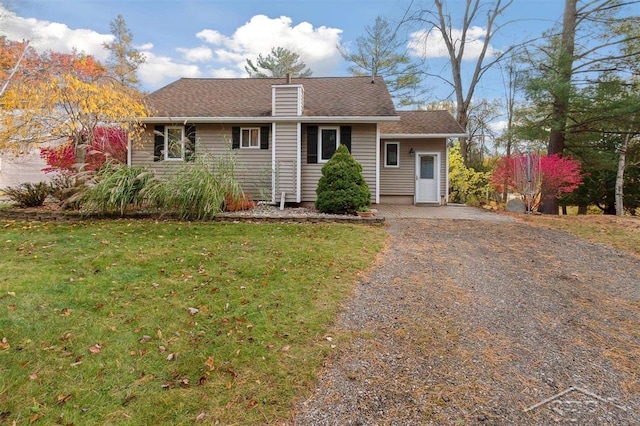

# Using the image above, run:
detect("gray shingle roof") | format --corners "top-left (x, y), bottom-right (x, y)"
top-left (146, 76), bottom-right (397, 118)
top-left (380, 110), bottom-right (466, 135)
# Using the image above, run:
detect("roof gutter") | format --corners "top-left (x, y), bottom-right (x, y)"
top-left (140, 116), bottom-right (401, 124)
top-left (380, 133), bottom-right (468, 139)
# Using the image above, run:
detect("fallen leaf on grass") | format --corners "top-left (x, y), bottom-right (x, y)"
top-left (7, 292), bottom-right (15, 297)
top-left (89, 344), bottom-right (102, 354)
top-left (157, 329), bottom-right (163, 339)
top-left (281, 345), bottom-right (291, 352)
top-left (29, 372), bottom-right (38, 380)
top-left (8, 304), bottom-right (16, 311)
top-left (0, 337), bottom-right (9, 350)
top-left (204, 356), bottom-right (215, 371)
top-left (56, 394), bottom-right (72, 405)
top-left (29, 413), bottom-right (44, 423)
top-left (60, 308), bottom-right (72, 317)
top-left (138, 335), bottom-right (151, 344)
top-left (188, 307), bottom-right (199, 315)
top-left (195, 412), bottom-right (207, 422)
top-left (166, 353), bottom-right (177, 361)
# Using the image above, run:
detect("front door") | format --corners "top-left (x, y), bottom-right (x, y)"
top-left (416, 153), bottom-right (439, 203)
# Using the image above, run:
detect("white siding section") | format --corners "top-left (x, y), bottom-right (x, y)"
top-left (132, 124), bottom-right (273, 200)
top-left (273, 122), bottom-right (298, 202)
top-left (273, 85), bottom-right (302, 116)
top-left (301, 123), bottom-right (377, 203)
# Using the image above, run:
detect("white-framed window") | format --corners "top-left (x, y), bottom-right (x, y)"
top-left (165, 126), bottom-right (185, 160)
top-left (384, 142), bottom-right (400, 167)
top-left (241, 128), bottom-right (260, 148)
top-left (319, 126), bottom-right (340, 162)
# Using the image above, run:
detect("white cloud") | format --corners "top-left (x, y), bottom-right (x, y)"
top-left (195, 15), bottom-right (343, 76)
top-left (0, 6), bottom-right (345, 89)
top-left (138, 51), bottom-right (202, 86)
top-left (408, 26), bottom-right (496, 60)
top-left (177, 46), bottom-right (214, 62)
top-left (0, 5), bottom-right (112, 60)
top-left (208, 67), bottom-right (244, 78)
top-left (196, 29), bottom-right (224, 45)
top-left (489, 119), bottom-right (507, 135)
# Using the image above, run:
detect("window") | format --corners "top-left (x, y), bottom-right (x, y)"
top-left (319, 127), bottom-right (340, 162)
top-left (385, 142), bottom-right (399, 167)
top-left (241, 128), bottom-right (260, 148)
top-left (154, 125), bottom-right (196, 162)
top-left (165, 126), bottom-right (185, 160)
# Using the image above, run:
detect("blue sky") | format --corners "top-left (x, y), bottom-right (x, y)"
top-left (1, 0), bottom-right (574, 104)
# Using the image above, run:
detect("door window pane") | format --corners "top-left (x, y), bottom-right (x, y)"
top-left (420, 155), bottom-right (434, 179)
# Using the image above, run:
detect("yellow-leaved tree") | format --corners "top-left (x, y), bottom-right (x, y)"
top-left (0, 47), bottom-right (148, 156)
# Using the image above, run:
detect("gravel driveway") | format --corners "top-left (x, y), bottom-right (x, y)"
top-left (292, 218), bottom-right (640, 425)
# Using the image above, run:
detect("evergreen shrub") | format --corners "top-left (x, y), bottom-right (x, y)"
top-left (315, 145), bottom-right (370, 214)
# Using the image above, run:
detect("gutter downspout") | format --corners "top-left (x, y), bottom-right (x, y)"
top-left (375, 123), bottom-right (380, 204)
top-left (271, 122), bottom-right (277, 204)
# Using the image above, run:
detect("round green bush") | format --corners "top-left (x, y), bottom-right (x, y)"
top-left (315, 145), bottom-right (370, 214)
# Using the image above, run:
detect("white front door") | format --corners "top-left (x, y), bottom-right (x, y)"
top-left (416, 153), bottom-right (440, 203)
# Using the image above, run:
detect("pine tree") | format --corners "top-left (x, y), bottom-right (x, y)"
top-left (103, 15), bottom-right (145, 87)
top-left (245, 47), bottom-right (312, 78)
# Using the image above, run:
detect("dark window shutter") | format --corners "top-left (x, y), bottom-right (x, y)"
top-left (185, 124), bottom-right (196, 162)
top-left (154, 125), bottom-right (164, 162)
top-left (260, 126), bottom-right (269, 150)
top-left (307, 126), bottom-right (318, 163)
top-left (340, 126), bottom-right (352, 153)
top-left (232, 127), bottom-right (240, 149)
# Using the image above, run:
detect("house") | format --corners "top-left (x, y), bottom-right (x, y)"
top-left (133, 76), bottom-right (466, 205)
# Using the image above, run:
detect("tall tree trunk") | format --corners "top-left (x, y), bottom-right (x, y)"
top-left (0, 41), bottom-right (30, 98)
top-left (615, 127), bottom-right (633, 216)
top-left (457, 109), bottom-right (469, 164)
top-left (542, 0), bottom-right (578, 215)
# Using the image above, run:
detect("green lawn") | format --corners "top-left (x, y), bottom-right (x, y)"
top-left (0, 220), bottom-right (386, 424)
top-left (520, 214), bottom-right (640, 257)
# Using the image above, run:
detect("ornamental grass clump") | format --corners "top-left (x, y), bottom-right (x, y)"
top-left (76, 161), bottom-right (154, 215)
top-left (315, 145), bottom-right (370, 214)
top-left (145, 152), bottom-right (246, 220)
top-left (3, 181), bottom-right (51, 207)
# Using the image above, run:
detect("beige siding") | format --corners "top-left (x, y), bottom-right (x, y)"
top-left (379, 138), bottom-right (447, 201)
top-left (132, 124), bottom-right (272, 200)
top-left (301, 123), bottom-right (377, 203)
top-left (273, 122), bottom-right (298, 202)
top-left (273, 86), bottom-right (300, 116)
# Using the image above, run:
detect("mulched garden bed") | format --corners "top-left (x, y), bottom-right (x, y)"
top-left (0, 203), bottom-right (384, 224)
